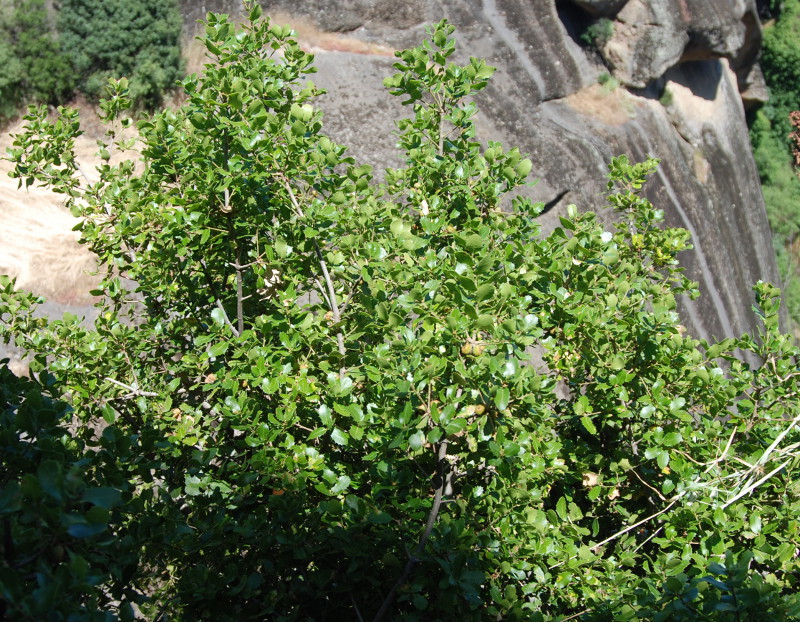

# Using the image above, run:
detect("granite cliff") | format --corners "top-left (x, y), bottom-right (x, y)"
top-left (180, 0), bottom-right (779, 342)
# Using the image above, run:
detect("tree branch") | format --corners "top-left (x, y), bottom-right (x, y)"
top-left (278, 177), bottom-right (346, 366)
top-left (104, 377), bottom-right (159, 397)
top-left (372, 440), bottom-right (450, 622)
top-left (215, 298), bottom-right (240, 337)
top-left (549, 492), bottom-right (686, 571)
top-left (199, 259), bottom-right (240, 337)
top-left (314, 242), bottom-right (346, 360)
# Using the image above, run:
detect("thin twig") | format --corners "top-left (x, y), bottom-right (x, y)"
top-left (629, 468), bottom-right (668, 502)
top-left (315, 243), bottom-right (346, 360)
top-left (279, 177), bottom-right (346, 367)
top-left (280, 176), bottom-right (306, 219)
top-left (104, 377), bottom-right (158, 397)
top-left (705, 428), bottom-right (737, 473)
top-left (233, 241), bottom-right (245, 335)
top-left (550, 493), bottom-right (685, 571)
top-left (561, 609), bottom-right (591, 622)
top-left (198, 258), bottom-right (239, 336)
top-left (215, 299), bottom-right (240, 337)
top-left (631, 525), bottom-right (664, 554)
top-left (350, 592), bottom-right (365, 622)
top-left (756, 409), bottom-right (800, 469)
top-left (339, 276), bottom-right (364, 316)
top-left (722, 459), bottom-right (792, 509)
top-left (313, 277), bottom-right (333, 309)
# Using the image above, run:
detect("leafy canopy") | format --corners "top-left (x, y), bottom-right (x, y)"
top-left (2, 6), bottom-right (800, 620)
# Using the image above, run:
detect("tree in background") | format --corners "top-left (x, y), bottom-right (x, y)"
top-left (2, 6), bottom-right (800, 620)
top-left (57, 0), bottom-right (183, 110)
top-left (0, 0), bottom-right (74, 123)
top-left (751, 0), bottom-right (800, 328)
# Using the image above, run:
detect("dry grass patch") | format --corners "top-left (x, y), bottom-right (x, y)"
top-left (565, 83), bottom-right (639, 126)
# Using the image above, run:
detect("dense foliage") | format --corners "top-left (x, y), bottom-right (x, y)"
top-left (0, 0), bottom-right (74, 122)
top-left (57, 0), bottom-right (183, 110)
top-left (0, 0), bottom-right (182, 123)
top-left (750, 0), bottom-right (800, 326)
top-left (2, 8), bottom-right (800, 620)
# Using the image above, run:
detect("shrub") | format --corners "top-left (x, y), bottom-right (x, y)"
top-left (0, 37), bottom-right (24, 122)
top-left (3, 6), bottom-right (800, 619)
top-left (598, 71), bottom-right (620, 91)
top-left (0, 281), bottom-right (138, 620)
top-left (57, 0), bottom-right (183, 110)
top-left (581, 17), bottom-right (615, 50)
top-left (0, 0), bottom-right (74, 123)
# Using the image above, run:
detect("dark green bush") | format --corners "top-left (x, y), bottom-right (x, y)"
top-left (0, 37), bottom-right (24, 122)
top-left (0, 0), bottom-right (74, 123)
top-left (0, 317), bottom-right (128, 619)
top-left (751, 0), bottom-right (800, 328)
top-left (57, 0), bottom-right (183, 110)
top-left (581, 17), bottom-right (614, 50)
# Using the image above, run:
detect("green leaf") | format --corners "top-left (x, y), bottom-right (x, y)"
top-left (515, 158), bottom-right (532, 178)
top-left (476, 314), bottom-right (494, 329)
top-left (211, 307), bottom-right (226, 327)
top-left (465, 233), bottom-right (484, 250)
top-left (349, 425), bottom-right (364, 441)
top-left (37, 460), bottom-right (63, 502)
top-left (330, 475), bottom-right (351, 495)
top-left (100, 403), bottom-right (117, 423)
top-left (185, 475), bottom-right (202, 496)
top-left (275, 238), bottom-right (291, 257)
top-left (82, 487), bottom-right (121, 509)
top-left (494, 387), bottom-right (510, 411)
top-left (475, 283), bottom-right (495, 303)
top-left (209, 341), bottom-right (229, 357)
top-left (556, 496), bottom-right (567, 520)
top-left (331, 427), bottom-right (349, 446)
top-left (67, 522), bottom-right (107, 539)
top-left (409, 430), bottom-right (425, 450)
top-left (580, 416), bottom-right (597, 435)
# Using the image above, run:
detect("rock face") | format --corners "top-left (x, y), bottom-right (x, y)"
top-left (181, 0), bottom-right (782, 341)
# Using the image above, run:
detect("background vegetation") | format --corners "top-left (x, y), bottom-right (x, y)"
top-left (2, 8), bottom-right (800, 619)
top-left (57, 0), bottom-right (183, 110)
top-left (750, 0), bottom-right (800, 329)
top-left (0, 0), bottom-right (182, 123)
top-left (0, 0), bottom-right (74, 121)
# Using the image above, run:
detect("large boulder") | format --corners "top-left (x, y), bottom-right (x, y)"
top-left (598, 0), bottom-right (763, 93)
top-left (572, 0), bottom-right (629, 17)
